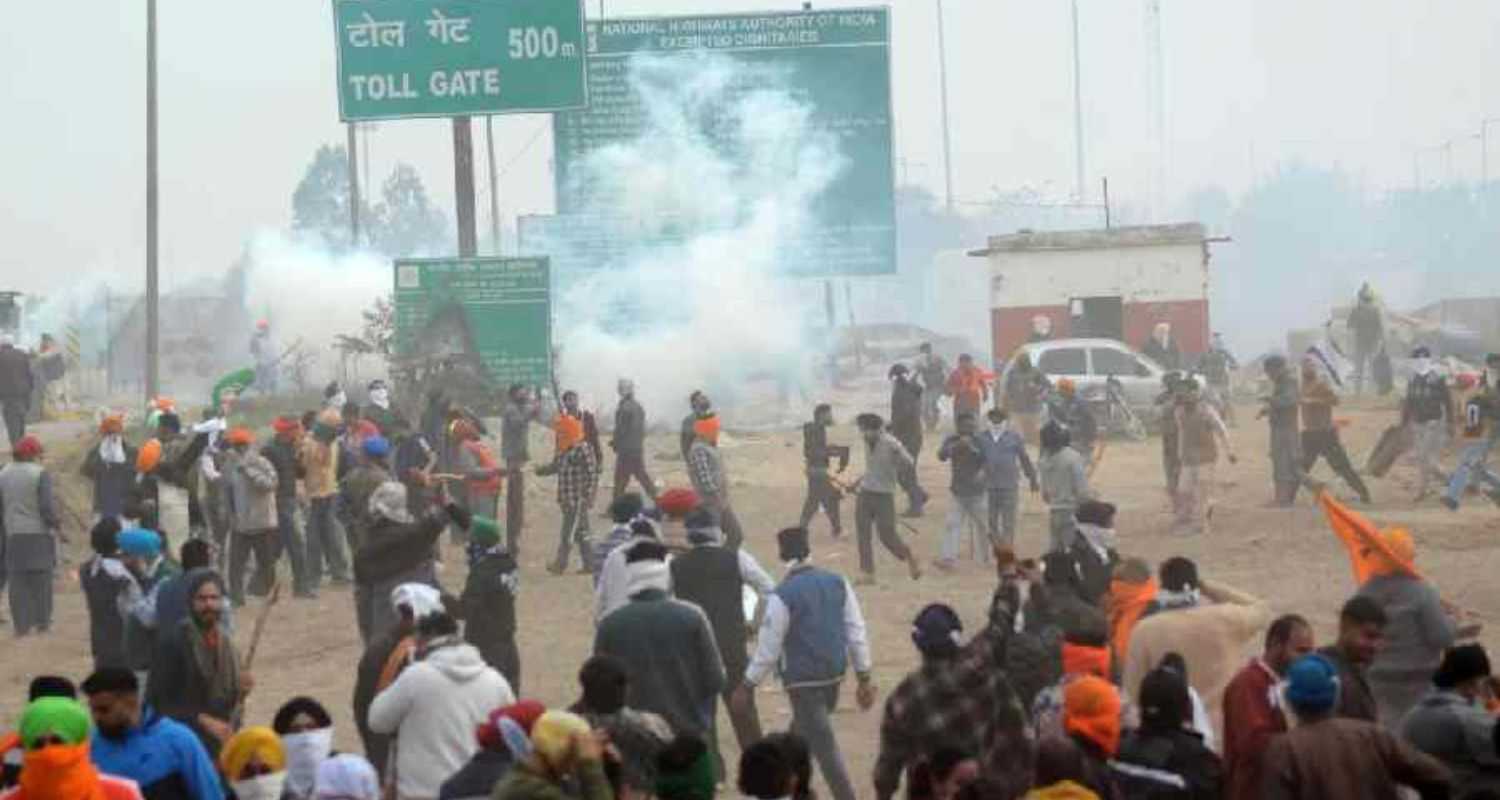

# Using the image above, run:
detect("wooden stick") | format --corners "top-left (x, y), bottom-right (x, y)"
top-left (242, 579), bottom-right (281, 672)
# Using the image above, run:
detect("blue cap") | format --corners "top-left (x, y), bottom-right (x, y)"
top-left (117, 528), bottom-right (162, 558)
top-left (363, 435), bottom-right (391, 458)
top-left (1285, 653), bottom-right (1339, 714)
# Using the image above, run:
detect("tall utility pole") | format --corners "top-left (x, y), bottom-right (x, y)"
top-left (453, 117), bottom-right (478, 257)
top-left (485, 116), bottom-right (501, 254)
top-left (145, 0), bottom-right (160, 401)
top-left (935, 0), bottom-right (955, 212)
top-left (1144, 0), bottom-right (1166, 220)
top-left (1069, 0), bottom-right (1085, 202)
top-left (346, 123), bottom-right (361, 247)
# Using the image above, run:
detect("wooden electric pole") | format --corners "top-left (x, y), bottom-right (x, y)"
top-left (453, 117), bottom-right (478, 257)
top-left (347, 123), bottom-right (361, 247)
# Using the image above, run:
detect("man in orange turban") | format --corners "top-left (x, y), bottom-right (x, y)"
top-left (685, 413), bottom-right (746, 550)
top-left (536, 413), bottom-right (600, 575)
top-left (84, 414), bottom-right (137, 522)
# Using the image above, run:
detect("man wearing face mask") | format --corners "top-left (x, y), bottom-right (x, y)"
top-left (85, 667), bottom-right (224, 800)
top-left (82, 413), bottom-right (137, 523)
top-left (218, 727), bottom-right (287, 800)
top-left (1442, 353), bottom-right (1500, 511)
top-left (1401, 346), bottom-right (1455, 503)
top-left (272, 697), bottom-right (335, 800)
top-left (362, 379), bottom-right (406, 439)
top-left (3, 696), bottom-right (145, 800)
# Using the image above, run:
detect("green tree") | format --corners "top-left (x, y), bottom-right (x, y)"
top-left (371, 163), bottom-right (449, 257)
top-left (291, 144), bottom-right (367, 251)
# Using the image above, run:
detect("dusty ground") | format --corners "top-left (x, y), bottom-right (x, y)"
top-left (3, 386), bottom-right (1497, 798)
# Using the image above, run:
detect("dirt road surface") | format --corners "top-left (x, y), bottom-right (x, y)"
top-left (3, 394), bottom-right (1495, 798)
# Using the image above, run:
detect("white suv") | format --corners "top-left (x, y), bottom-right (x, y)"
top-left (999, 338), bottom-right (1168, 413)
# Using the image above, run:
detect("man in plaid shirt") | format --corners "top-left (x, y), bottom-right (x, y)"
top-left (538, 412), bottom-right (600, 574)
top-left (873, 592), bottom-right (1033, 799)
top-left (685, 413), bottom-right (746, 549)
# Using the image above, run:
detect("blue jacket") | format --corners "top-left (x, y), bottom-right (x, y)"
top-left (90, 706), bottom-right (224, 800)
top-left (775, 567), bottom-right (848, 685)
top-left (978, 428), bottom-right (1037, 490)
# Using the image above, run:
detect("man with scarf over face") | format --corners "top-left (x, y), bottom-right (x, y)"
top-left (1402, 346), bottom-right (1455, 502)
top-left (273, 697), bottom-right (336, 800)
top-left (1, 696), bottom-right (144, 800)
top-left (147, 570), bottom-right (249, 758)
top-left (82, 414), bottom-right (137, 523)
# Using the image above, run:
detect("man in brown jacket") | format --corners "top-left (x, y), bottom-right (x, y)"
top-left (1263, 652), bottom-right (1450, 799)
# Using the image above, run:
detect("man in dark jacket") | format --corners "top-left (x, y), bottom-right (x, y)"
top-left (798, 404), bottom-right (850, 538)
top-left (1113, 663), bottom-right (1224, 798)
top-left (888, 365), bottom-right (929, 517)
top-left (1318, 595), bottom-right (1387, 723)
top-left (1259, 355), bottom-right (1306, 507)
top-left (82, 414), bottom-right (137, 522)
top-left (353, 481), bottom-right (454, 642)
top-left (679, 390), bottom-right (713, 461)
top-left (461, 515), bottom-right (520, 691)
top-left (79, 518), bottom-right (133, 670)
top-left (263, 416), bottom-right (314, 598)
top-left (670, 509), bottom-right (776, 752)
top-left (611, 379), bottom-right (658, 500)
top-left (500, 385), bottom-right (541, 547)
top-left (146, 570), bottom-right (248, 757)
top-left (0, 335), bottom-right (33, 446)
top-left (594, 540), bottom-right (726, 738)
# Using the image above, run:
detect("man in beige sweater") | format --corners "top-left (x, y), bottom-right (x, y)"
top-left (1122, 566), bottom-right (1271, 739)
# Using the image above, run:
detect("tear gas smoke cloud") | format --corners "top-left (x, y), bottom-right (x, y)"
top-left (552, 52), bottom-right (847, 427)
top-left (240, 231), bottom-right (389, 385)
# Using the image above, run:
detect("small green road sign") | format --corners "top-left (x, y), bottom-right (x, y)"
top-left (334, 0), bottom-right (588, 121)
top-left (393, 257), bottom-right (552, 388)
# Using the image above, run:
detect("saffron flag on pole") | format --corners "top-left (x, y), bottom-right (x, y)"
top-left (1317, 490), bottom-right (1419, 585)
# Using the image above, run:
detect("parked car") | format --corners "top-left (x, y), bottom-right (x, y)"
top-left (999, 338), bottom-right (1167, 414)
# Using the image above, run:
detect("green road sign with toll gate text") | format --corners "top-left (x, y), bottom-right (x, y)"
top-left (334, 0), bottom-right (587, 121)
top-left (552, 7), bottom-right (896, 276)
top-left (393, 257), bottom-right (552, 388)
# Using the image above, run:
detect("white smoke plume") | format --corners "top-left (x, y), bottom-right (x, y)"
top-left (553, 52), bottom-right (848, 429)
top-left (239, 231), bottom-right (389, 389)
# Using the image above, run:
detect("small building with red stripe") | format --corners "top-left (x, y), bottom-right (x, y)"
top-left (968, 223), bottom-right (1215, 363)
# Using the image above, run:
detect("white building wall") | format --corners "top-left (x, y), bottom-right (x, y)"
top-left (989, 242), bottom-right (1206, 308)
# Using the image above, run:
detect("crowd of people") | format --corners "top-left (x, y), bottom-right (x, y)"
top-left (1, 320), bottom-right (1499, 800)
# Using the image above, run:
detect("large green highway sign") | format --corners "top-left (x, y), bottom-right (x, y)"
top-left (393, 257), bottom-right (552, 387)
top-left (552, 8), bottom-right (895, 276)
top-left (333, 0), bottom-right (587, 121)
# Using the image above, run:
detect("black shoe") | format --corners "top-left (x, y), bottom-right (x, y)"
top-left (1440, 496), bottom-right (1459, 512)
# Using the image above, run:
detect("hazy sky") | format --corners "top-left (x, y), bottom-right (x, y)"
top-left (3, 0), bottom-right (1498, 293)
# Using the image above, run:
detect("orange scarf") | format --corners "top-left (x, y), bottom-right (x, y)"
top-left (1108, 577), bottom-right (1158, 666)
top-left (378, 636), bottom-right (417, 692)
top-left (19, 742), bottom-right (107, 800)
top-left (1062, 643), bottom-right (1110, 678)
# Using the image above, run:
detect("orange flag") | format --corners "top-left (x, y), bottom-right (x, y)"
top-left (1317, 491), bottom-right (1419, 584)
